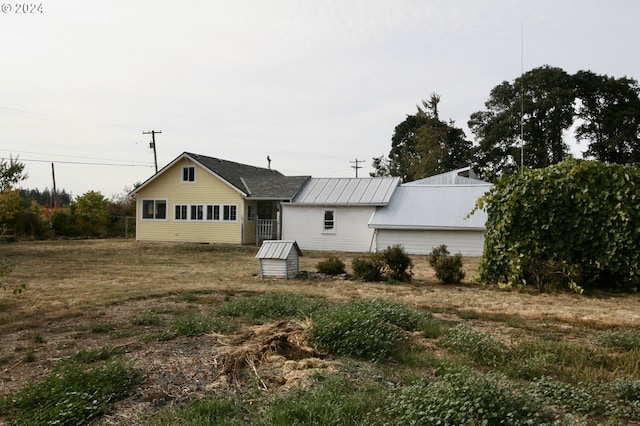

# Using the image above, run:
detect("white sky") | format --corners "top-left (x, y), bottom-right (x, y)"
top-left (2, 0), bottom-right (638, 199)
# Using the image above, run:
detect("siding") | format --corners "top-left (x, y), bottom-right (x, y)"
top-left (282, 205), bottom-right (376, 252)
top-left (136, 161), bottom-right (244, 244)
top-left (375, 229), bottom-right (485, 257)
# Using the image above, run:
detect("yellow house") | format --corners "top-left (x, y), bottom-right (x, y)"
top-left (132, 152), bottom-right (310, 245)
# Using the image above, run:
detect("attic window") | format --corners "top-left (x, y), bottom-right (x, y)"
top-left (182, 166), bottom-right (195, 182)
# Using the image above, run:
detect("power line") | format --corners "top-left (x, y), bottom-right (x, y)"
top-left (0, 157), bottom-right (153, 167)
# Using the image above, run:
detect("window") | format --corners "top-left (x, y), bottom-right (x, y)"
top-left (142, 199), bottom-right (167, 220)
top-left (190, 205), bottom-right (203, 220)
top-left (247, 205), bottom-right (256, 221)
top-left (174, 204), bottom-right (235, 221)
top-left (323, 210), bottom-right (335, 231)
top-left (223, 205), bottom-right (237, 221)
top-left (175, 205), bottom-right (188, 220)
top-left (182, 166), bottom-right (195, 182)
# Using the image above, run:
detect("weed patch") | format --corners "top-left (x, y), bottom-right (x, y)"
top-left (0, 361), bottom-right (143, 425)
top-left (215, 292), bottom-right (328, 323)
top-left (310, 298), bottom-right (426, 362)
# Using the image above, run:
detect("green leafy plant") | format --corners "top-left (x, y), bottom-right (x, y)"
top-left (316, 256), bottom-right (346, 275)
top-left (381, 244), bottom-right (413, 282)
top-left (0, 361), bottom-right (143, 425)
top-left (477, 158), bottom-right (640, 292)
top-left (351, 255), bottom-right (385, 282)
top-left (428, 244), bottom-right (465, 284)
top-left (310, 298), bottom-right (425, 361)
top-left (439, 323), bottom-right (506, 367)
top-left (384, 367), bottom-right (551, 425)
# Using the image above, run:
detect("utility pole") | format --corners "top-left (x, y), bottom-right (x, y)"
top-left (51, 163), bottom-right (57, 208)
top-left (143, 130), bottom-right (162, 173)
top-left (350, 159), bottom-right (364, 178)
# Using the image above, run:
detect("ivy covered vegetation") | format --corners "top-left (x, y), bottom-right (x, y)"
top-left (478, 158), bottom-right (640, 292)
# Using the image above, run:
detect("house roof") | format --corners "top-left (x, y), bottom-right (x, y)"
top-left (290, 177), bottom-right (401, 206)
top-left (132, 152), bottom-right (310, 200)
top-left (407, 166), bottom-right (487, 185)
top-left (255, 240), bottom-right (303, 259)
top-left (368, 184), bottom-right (491, 230)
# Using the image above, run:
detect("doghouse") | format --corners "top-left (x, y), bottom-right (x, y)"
top-left (255, 240), bottom-right (302, 279)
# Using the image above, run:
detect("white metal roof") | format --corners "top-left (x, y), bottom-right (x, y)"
top-left (408, 167), bottom-right (487, 185)
top-left (291, 177), bottom-right (401, 206)
top-left (368, 184), bottom-right (491, 230)
top-left (255, 240), bottom-right (302, 259)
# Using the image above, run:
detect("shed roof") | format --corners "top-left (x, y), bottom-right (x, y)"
top-left (255, 240), bottom-right (303, 259)
top-left (369, 184), bottom-right (491, 230)
top-left (291, 177), bottom-right (401, 206)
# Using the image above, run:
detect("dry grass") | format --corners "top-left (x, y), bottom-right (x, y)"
top-left (2, 239), bottom-right (640, 423)
top-left (2, 239), bottom-right (639, 333)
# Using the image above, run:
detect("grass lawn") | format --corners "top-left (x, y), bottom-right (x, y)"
top-left (1, 239), bottom-right (639, 425)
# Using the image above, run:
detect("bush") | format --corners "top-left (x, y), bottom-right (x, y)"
top-left (310, 298), bottom-right (425, 361)
top-left (381, 244), bottom-right (413, 282)
top-left (428, 245), bottom-right (465, 284)
top-left (316, 256), bottom-right (346, 275)
top-left (478, 159), bottom-right (640, 292)
top-left (351, 255), bottom-right (385, 282)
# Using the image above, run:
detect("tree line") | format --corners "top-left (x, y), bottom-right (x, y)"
top-left (372, 65), bottom-right (640, 180)
top-left (0, 157), bottom-right (136, 239)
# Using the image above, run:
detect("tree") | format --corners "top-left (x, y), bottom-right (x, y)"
top-left (71, 191), bottom-right (110, 236)
top-left (469, 66), bottom-right (575, 177)
top-left (477, 158), bottom-right (640, 292)
top-left (372, 94), bottom-right (473, 181)
top-left (0, 156), bottom-right (27, 192)
top-left (574, 71), bottom-right (640, 164)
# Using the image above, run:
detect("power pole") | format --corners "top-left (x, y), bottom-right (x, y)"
top-left (143, 130), bottom-right (162, 173)
top-left (51, 163), bottom-right (57, 208)
top-left (350, 159), bottom-right (364, 178)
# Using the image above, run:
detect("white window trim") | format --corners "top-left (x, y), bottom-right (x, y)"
top-left (141, 198), bottom-right (168, 221)
top-left (172, 203), bottom-right (238, 222)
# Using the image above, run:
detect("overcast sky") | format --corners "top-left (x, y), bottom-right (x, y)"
top-left (2, 0), bottom-right (638, 199)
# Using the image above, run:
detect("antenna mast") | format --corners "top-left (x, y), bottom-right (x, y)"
top-left (520, 22), bottom-right (524, 170)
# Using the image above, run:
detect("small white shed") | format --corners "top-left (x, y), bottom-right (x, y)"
top-left (256, 240), bottom-right (303, 279)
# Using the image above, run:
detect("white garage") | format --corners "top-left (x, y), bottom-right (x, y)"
top-left (368, 184), bottom-right (491, 257)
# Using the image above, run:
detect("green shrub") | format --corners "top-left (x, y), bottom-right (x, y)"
top-left (428, 245), bottom-right (465, 284)
top-left (351, 255), bottom-right (385, 282)
top-left (310, 298), bottom-right (425, 361)
top-left (384, 367), bottom-right (550, 425)
top-left (215, 292), bottom-right (328, 323)
top-left (316, 256), bottom-right (346, 275)
top-left (381, 244), bottom-right (413, 282)
top-left (478, 159), bottom-right (640, 292)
